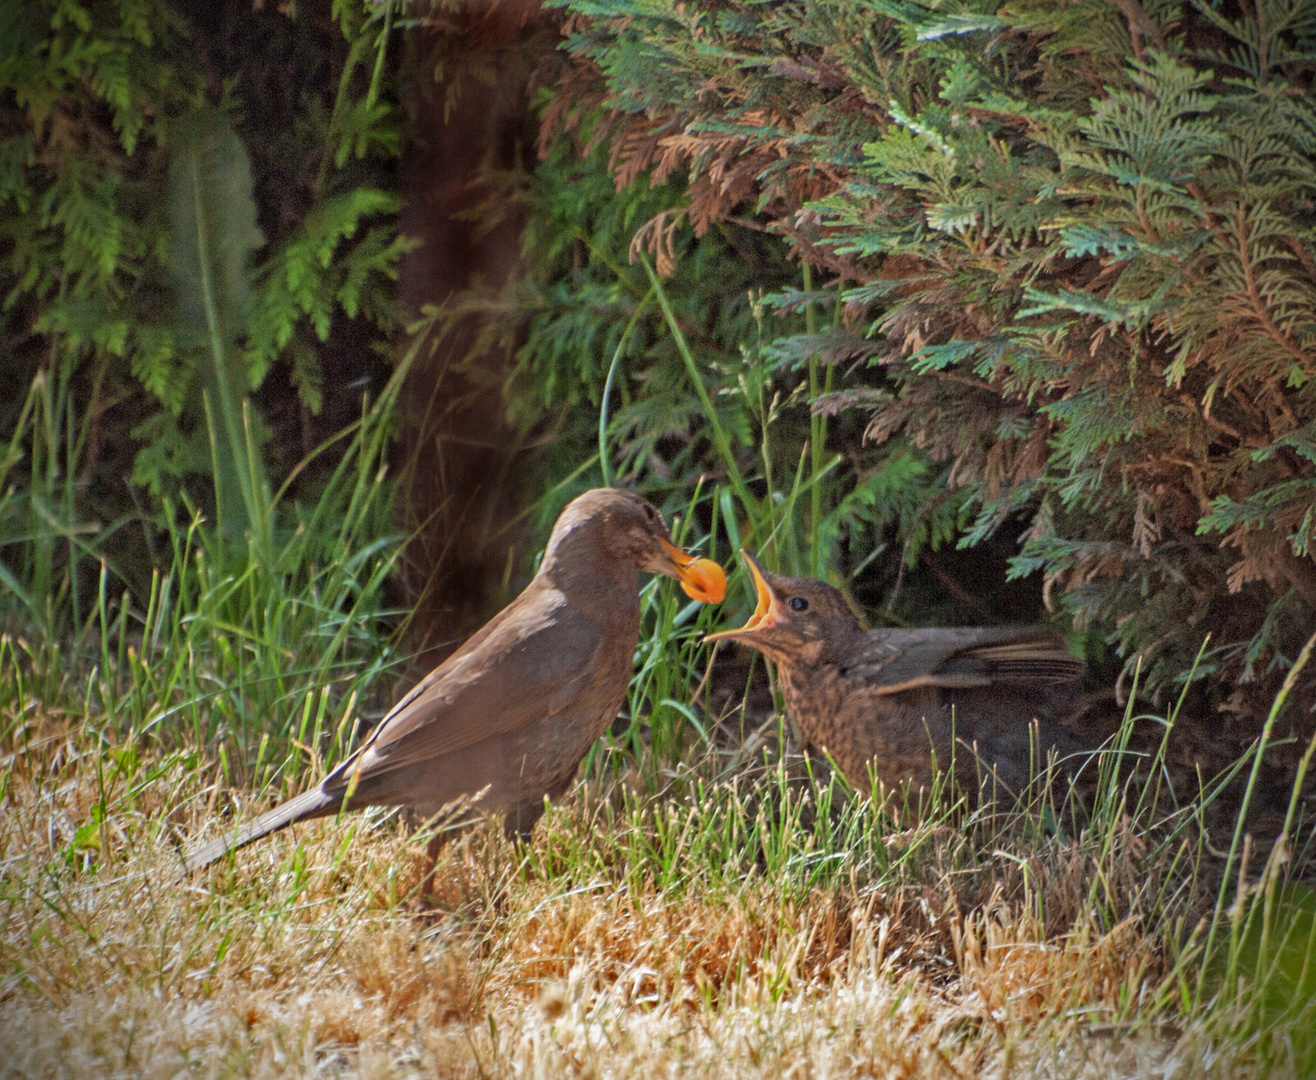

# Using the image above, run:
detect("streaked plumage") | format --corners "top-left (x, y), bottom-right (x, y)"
top-left (707, 552), bottom-right (1086, 800)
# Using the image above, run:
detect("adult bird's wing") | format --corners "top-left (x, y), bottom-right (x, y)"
top-left (324, 584), bottom-right (608, 790)
top-left (857, 628), bottom-right (1084, 696)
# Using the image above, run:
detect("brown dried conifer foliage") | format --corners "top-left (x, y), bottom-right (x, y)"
top-left (545, 0), bottom-right (1316, 725)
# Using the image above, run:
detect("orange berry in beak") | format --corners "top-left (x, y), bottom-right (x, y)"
top-left (679, 557), bottom-right (727, 604)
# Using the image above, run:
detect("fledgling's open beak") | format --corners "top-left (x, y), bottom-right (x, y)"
top-left (657, 537), bottom-right (727, 603)
top-left (704, 550), bottom-right (777, 642)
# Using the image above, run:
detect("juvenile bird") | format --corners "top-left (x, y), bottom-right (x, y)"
top-left (706, 552), bottom-right (1086, 802)
top-left (182, 488), bottom-right (726, 874)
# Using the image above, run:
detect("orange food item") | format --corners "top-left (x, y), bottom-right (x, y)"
top-left (679, 557), bottom-right (727, 603)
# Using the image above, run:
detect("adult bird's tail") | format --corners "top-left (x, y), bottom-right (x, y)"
top-left (181, 786), bottom-right (342, 875)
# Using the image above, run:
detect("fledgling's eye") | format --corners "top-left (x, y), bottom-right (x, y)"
top-left (788, 596), bottom-right (809, 612)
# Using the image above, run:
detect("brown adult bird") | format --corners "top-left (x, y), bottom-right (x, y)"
top-left (181, 488), bottom-right (726, 874)
top-left (706, 552), bottom-right (1087, 801)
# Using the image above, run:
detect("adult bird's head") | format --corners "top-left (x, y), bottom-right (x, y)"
top-left (541, 488), bottom-right (726, 603)
top-left (705, 550), bottom-right (859, 663)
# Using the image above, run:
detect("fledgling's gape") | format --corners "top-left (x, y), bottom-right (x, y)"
top-left (181, 488), bottom-right (726, 875)
top-left (707, 552), bottom-right (1088, 801)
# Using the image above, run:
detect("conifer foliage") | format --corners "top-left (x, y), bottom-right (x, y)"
top-left (549, 0), bottom-right (1316, 702)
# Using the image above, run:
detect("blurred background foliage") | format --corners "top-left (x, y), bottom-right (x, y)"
top-left (2, 0), bottom-right (1314, 770)
top-left (1, 0), bottom-right (407, 596)
top-left (0, 0), bottom-right (412, 765)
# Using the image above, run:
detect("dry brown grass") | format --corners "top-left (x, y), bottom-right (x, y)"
top-left (0, 718), bottom-right (1306, 1079)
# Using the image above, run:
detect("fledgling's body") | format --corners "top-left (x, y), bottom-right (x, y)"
top-left (708, 554), bottom-right (1087, 800)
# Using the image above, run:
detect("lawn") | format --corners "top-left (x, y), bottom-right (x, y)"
top-left (3, 644), bottom-right (1313, 1078)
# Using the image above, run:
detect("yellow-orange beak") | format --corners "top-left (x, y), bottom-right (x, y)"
top-left (704, 551), bottom-right (776, 642)
top-left (658, 537), bottom-right (727, 603)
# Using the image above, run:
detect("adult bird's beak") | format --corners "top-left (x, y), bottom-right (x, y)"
top-left (704, 550), bottom-right (777, 641)
top-left (657, 537), bottom-right (727, 603)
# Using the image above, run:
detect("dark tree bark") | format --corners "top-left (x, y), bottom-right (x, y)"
top-left (396, 1), bottom-right (556, 666)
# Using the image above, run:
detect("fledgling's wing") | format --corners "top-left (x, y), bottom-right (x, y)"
top-left (852, 628), bottom-right (1084, 696)
top-left (938, 634), bottom-right (1086, 685)
top-left (324, 582), bottom-right (609, 790)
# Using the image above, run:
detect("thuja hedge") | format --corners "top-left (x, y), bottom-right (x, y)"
top-left (546, 0), bottom-right (1316, 709)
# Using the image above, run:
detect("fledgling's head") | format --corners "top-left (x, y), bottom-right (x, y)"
top-left (543, 488), bottom-right (725, 603)
top-left (705, 551), bottom-right (860, 664)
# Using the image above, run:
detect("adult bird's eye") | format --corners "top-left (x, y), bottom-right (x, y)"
top-left (788, 596), bottom-right (809, 612)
